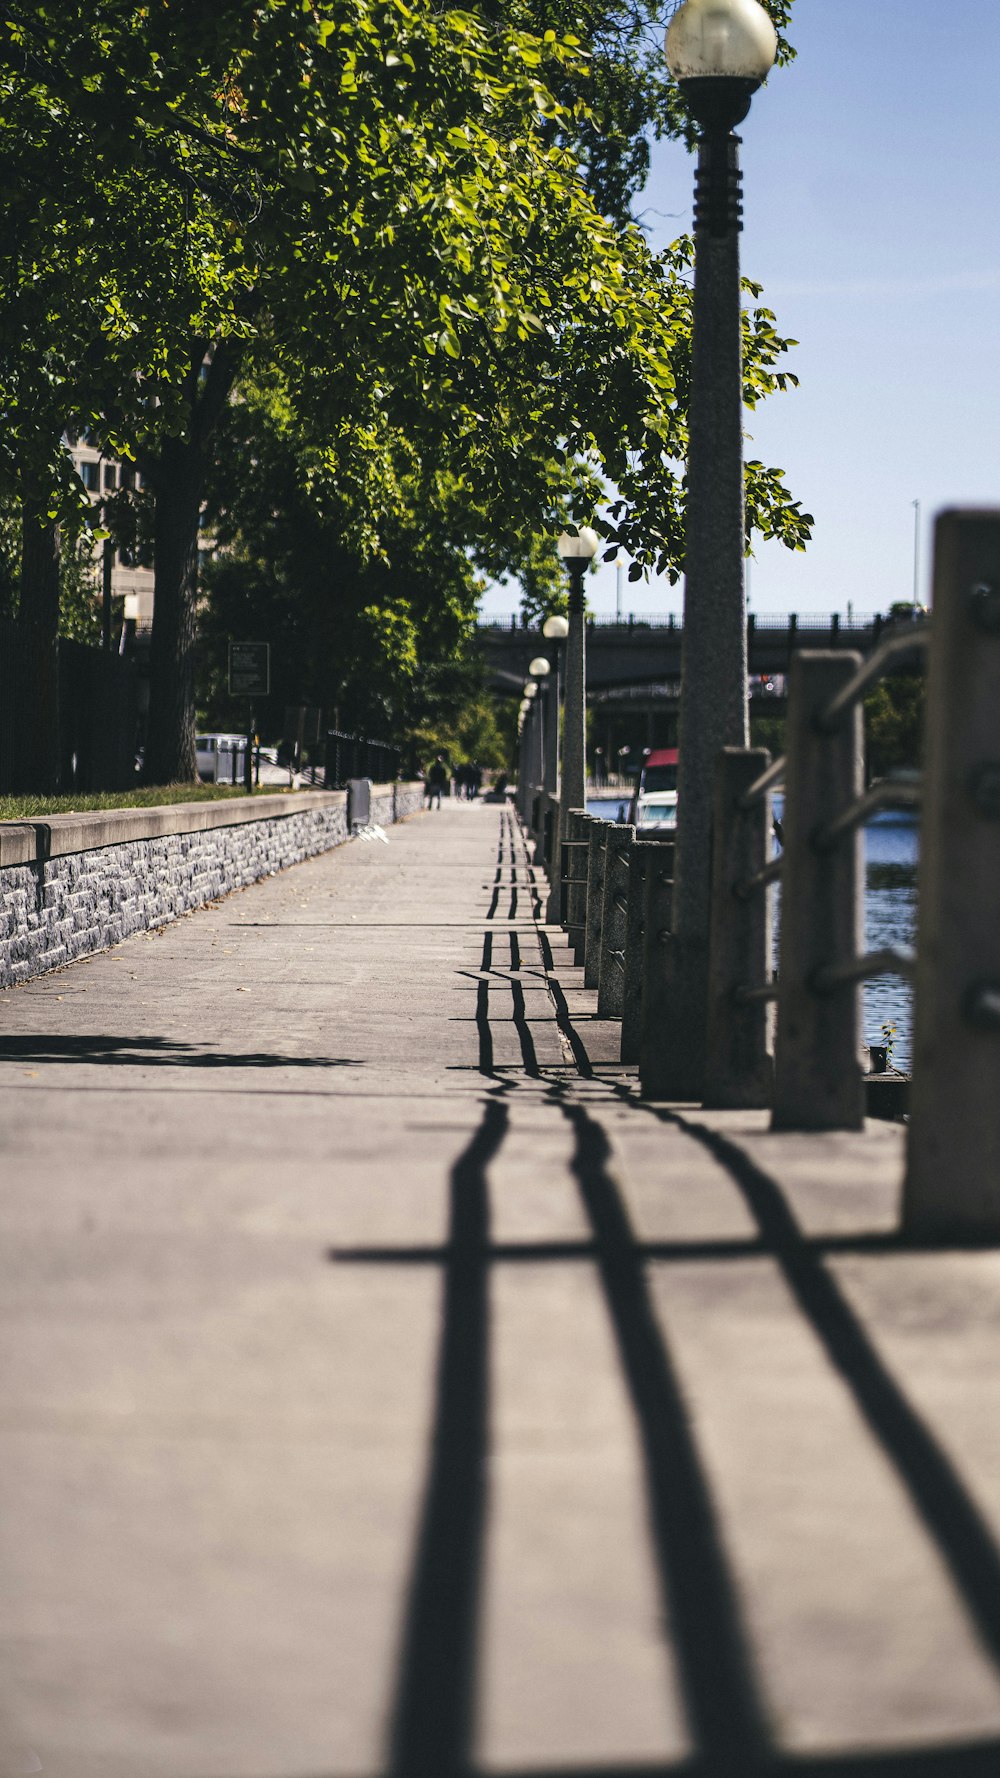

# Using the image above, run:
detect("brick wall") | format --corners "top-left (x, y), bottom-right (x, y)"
top-left (0, 783), bottom-right (424, 990)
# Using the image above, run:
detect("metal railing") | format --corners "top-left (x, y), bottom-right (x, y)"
top-left (596, 823), bottom-right (635, 1019)
top-left (519, 513), bottom-right (999, 1239)
top-left (547, 804), bottom-right (674, 1068)
top-left (705, 629), bottom-right (928, 1124)
top-left (903, 513), bottom-right (1000, 1239)
top-left (0, 619), bottom-right (139, 795)
top-left (324, 730), bottom-right (399, 787)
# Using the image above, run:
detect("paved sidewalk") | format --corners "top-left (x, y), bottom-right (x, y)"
top-left (2, 800), bottom-right (1000, 1777)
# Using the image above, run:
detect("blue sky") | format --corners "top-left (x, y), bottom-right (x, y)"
top-left (481, 0), bottom-right (1000, 620)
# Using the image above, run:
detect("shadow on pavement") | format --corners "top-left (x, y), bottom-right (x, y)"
top-left (263, 1739), bottom-right (1000, 1776)
top-left (0, 1035), bottom-right (362, 1069)
top-left (329, 804), bottom-right (1000, 1777)
top-left (321, 809), bottom-right (1000, 1778)
top-left (386, 1096), bottom-right (508, 1778)
top-left (642, 1107), bottom-right (1000, 1676)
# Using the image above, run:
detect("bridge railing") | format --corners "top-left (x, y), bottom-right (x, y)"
top-left (521, 510), bottom-right (1000, 1239)
top-left (479, 610), bottom-right (888, 634)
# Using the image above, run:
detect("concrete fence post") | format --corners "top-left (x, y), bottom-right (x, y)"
top-left (566, 809), bottom-right (590, 959)
top-left (531, 794), bottom-right (544, 869)
top-left (584, 820), bottom-right (610, 988)
top-left (545, 796), bottom-right (563, 924)
top-left (904, 510), bottom-right (1000, 1239)
top-left (704, 747), bottom-right (774, 1108)
top-left (772, 652), bottom-right (865, 1131)
top-left (559, 807), bottom-right (576, 930)
top-left (638, 841), bottom-right (676, 1095)
top-left (621, 840), bottom-right (668, 1063)
top-left (598, 824), bottom-right (636, 1019)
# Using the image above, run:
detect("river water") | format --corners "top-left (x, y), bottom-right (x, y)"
top-left (586, 798), bottom-right (919, 1069)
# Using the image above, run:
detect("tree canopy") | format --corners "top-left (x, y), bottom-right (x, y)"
top-left (1, 0), bottom-right (808, 779)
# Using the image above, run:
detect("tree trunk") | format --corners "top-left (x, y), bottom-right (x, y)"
top-left (19, 506), bottom-right (61, 633)
top-left (18, 505), bottom-right (62, 792)
top-left (143, 339), bottom-right (239, 786)
top-left (144, 433), bottom-right (203, 784)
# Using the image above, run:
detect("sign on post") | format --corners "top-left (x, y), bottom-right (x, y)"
top-left (228, 642), bottom-right (270, 698)
top-left (229, 642), bottom-right (270, 791)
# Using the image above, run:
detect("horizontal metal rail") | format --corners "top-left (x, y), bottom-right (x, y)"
top-left (814, 777), bottom-right (922, 851)
top-left (733, 979), bottom-right (780, 1007)
top-left (811, 943), bottom-right (916, 995)
top-left (734, 854), bottom-right (784, 901)
top-left (816, 629), bottom-right (930, 733)
top-left (738, 752), bottom-right (787, 810)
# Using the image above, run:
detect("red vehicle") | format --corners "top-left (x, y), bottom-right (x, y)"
top-left (627, 747), bottom-right (679, 831)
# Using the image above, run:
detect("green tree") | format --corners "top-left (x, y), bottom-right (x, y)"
top-left (2, 0), bottom-right (808, 788)
top-left (864, 674), bottom-right (925, 783)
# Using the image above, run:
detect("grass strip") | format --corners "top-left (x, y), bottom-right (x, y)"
top-left (0, 784), bottom-right (301, 822)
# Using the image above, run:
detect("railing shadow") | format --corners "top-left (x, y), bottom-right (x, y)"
top-left (0, 1034), bottom-right (362, 1069)
top-left (637, 1106), bottom-right (1000, 1675)
top-left (385, 1097), bottom-right (508, 1778)
top-left (323, 808), bottom-right (1000, 1778)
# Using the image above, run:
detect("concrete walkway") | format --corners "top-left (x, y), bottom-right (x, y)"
top-left (2, 800), bottom-right (1000, 1778)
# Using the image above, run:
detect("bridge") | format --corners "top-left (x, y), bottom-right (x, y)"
top-left (477, 611), bottom-right (894, 693)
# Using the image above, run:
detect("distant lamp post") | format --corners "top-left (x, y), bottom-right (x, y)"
top-left (517, 682), bottom-right (538, 818)
top-left (528, 654), bottom-right (551, 792)
top-left (648, 0), bottom-right (776, 1099)
top-left (541, 613), bottom-right (569, 801)
top-left (557, 527), bottom-right (600, 816)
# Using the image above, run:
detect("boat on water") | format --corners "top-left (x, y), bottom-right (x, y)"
top-left (627, 746), bottom-right (678, 832)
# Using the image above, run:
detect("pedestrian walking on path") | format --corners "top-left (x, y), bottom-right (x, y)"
top-left (424, 753), bottom-right (449, 808)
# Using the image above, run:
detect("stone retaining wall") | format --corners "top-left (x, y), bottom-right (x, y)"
top-left (0, 783), bottom-right (423, 989)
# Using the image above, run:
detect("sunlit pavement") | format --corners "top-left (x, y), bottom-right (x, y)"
top-left (1, 800), bottom-right (999, 1777)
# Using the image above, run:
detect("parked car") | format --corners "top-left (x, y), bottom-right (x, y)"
top-left (196, 733), bottom-right (247, 784)
top-left (627, 746), bottom-right (679, 831)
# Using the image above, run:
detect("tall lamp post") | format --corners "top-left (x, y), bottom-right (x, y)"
top-left (557, 527), bottom-right (600, 817)
top-left (643, 0), bottom-right (776, 1099)
top-left (540, 612), bottom-right (570, 919)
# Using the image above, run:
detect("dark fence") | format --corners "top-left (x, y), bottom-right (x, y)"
top-left (324, 729), bottom-right (399, 787)
top-left (0, 619), bottom-right (139, 795)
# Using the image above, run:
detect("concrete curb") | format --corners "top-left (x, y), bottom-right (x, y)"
top-left (0, 789), bottom-right (352, 864)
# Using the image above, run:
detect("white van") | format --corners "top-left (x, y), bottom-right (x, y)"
top-left (196, 734), bottom-right (247, 784)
